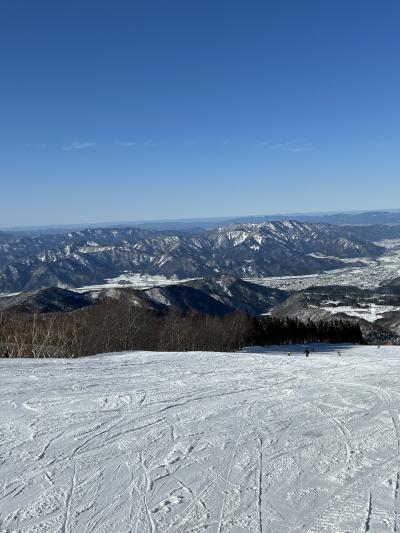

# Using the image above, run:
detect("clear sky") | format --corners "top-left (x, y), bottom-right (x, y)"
top-left (1, 1), bottom-right (400, 227)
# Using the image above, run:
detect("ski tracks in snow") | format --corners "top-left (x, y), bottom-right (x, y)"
top-left (2, 346), bottom-right (400, 531)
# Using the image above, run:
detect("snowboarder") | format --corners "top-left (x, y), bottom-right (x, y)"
top-left (304, 349), bottom-right (310, 357)
top-left (288, 351), bottom-right (292, 357)
top-left (338, 351), bottom-right (341, 357)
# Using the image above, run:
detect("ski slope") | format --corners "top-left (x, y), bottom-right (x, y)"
top-left (1, 345), bottom-right (400, 532)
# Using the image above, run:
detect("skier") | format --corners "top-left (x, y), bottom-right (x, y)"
top-left (304, 349), bottom-right (310, 357)
top-left (288, 351), bottom-right (292, 357)
top-left (338, 351), bottom-right (341, 357)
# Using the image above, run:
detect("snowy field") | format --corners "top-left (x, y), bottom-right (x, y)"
top-left (321, 303), bottom-right (400, 322)
top-left (2, 346), bottom-right (400, 532)
top-left (73, 274), bottom-right (200, 294)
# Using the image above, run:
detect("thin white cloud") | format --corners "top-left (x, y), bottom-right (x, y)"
top-left (257, 141), bottom-right (312, 153)
top-left (143, 140), bottom-right (166, 148)
top-left (62, 142), bottom-right (96, 152)
top-left (115, 141), bottom-right (137, 147)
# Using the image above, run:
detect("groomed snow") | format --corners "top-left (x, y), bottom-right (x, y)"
top-left (2, 345), bottom-right (400, 532)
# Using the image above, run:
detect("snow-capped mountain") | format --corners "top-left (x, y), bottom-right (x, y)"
top-left (0, 221), bottom-right (382, 292)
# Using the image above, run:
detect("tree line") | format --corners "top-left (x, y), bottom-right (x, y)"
top-left (0, 296), bottom-right (364, 358)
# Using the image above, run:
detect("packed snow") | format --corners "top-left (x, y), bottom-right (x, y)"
top-left (2, 345), bottom-right (400, 532)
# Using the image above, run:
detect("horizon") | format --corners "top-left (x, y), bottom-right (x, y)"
top-left (1, 1), bottom-right (400, 226)
top-left (2, 206), bottom-right (400, 232)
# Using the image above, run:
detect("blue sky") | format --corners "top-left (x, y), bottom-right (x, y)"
top-left (1, 1), bottom-right (399, 227)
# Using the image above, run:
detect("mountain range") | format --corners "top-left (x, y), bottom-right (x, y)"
top-left (0, 221), bottom-right (382, 293)
top-left (0, 276), bottom-right (287, 317)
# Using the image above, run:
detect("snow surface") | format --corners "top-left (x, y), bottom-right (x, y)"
top-left (74, 273), bottom-right (200, 294)
top-left (0, 292), bottom-right (21, 298)
top-left (2, 346), bottom-right (400, 532)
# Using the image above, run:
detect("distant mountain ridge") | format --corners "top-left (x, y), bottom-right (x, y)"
top-left (0, 221), bottom-right (383, 293)
top-left (0, 276), bottom-right (287, 317)
top-left (3, 209), bottom-right (400, 235)
top-left (0, 287), bottom-right (93, 313)
top-left (227, 211), bottom-right (400, 227)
